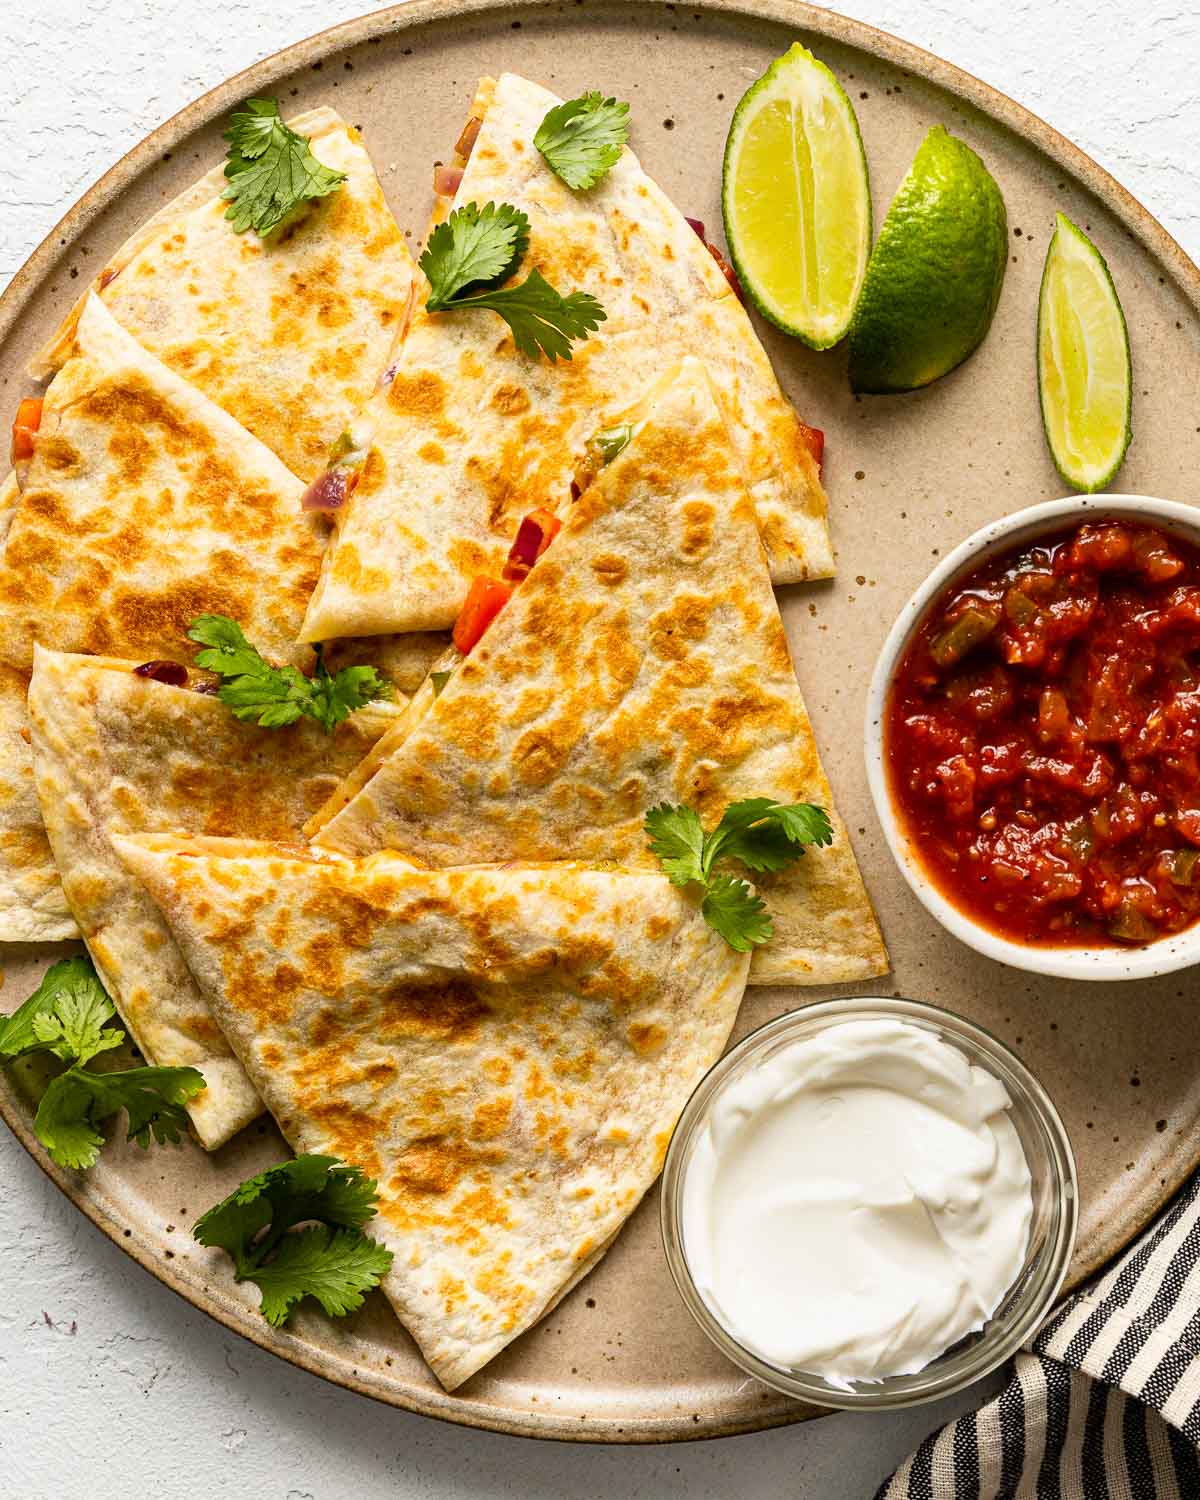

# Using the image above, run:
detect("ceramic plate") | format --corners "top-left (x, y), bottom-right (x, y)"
top-left (2, 0), bottom-right (1198, 1443)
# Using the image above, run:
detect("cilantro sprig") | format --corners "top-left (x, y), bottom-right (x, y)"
top-left (0, 957), bottom-right (204, 1170)
top-left (187, 616), bottom-right (390, 733)
top-left (534, 92), bottom-right (630, 190)
top-left (644, 799), bottom-right (834, 951)
top-left (222, 99), bottom-right (347, 237)
top-left (194, 1155), bottom-right (393, 1327)
top-left (423, 201), bottom-right (529, 307)
top-left (420, 201), bottom-right (606, 360)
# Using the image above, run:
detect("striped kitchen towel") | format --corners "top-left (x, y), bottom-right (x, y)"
top-left (877, 1170), bottom-right (1200, 1498)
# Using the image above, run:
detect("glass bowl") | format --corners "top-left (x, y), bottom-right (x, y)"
top-left (660, 996), bottom-right (1078, 1410)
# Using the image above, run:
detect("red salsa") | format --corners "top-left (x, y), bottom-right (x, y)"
top-left (886, 519), bottom-right (1200, 948)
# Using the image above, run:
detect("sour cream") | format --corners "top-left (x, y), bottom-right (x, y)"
top-left (679, 1017), bottom-right (1033, 1389)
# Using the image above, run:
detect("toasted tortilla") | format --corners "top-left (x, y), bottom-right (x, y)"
top-left (0, 292), bottom-right (323, 669)
top-left (0, 667), bottom-right (69, 940)
top-left (312, 359), bottom-right (886, 985)
top-left (0, 292), bottom-right (327, 940)
top-left (0, 471), bottom-right (18, 549)
top-left (33, 109), bottom-right (414, 482)
top-left (0, 475), bottom-right (56, 934)
top-left (114, 833), bottom-right (749, 1388)
top-left (27, 649), bottom-right (402, 1148)
top-left (300, 72), bottom-right (831, 640)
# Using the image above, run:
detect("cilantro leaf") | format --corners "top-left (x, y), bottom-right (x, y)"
top-left (193, 1176), bottom-right (275, 1275)
top-left (701, 875), bottom-right (774, 953)
top-left (187, 614), bottom-right (269, 679)
top-left (117, 1068), bottom-right (206, 1148)
top-left (706, 798), bottom-right (835, 875)
top-left (186, 617), bottom-right (390, 734)
top-left (32, 1075), bottom-right (106, 1170)
top-left (308, 1162), bottom-right (383, 1230)
top-left (642, 798), bottom-right (833, 950)
top-left (451, 271), bottom-right (607, 361)
top-left (307, 650), bottom-right (388, 733)
top-left (31, 984), bottom-right (123, 1066)
top-left (767, 802), bottom-right (835, 848)
top-left (644, 803), bottom-right (706, 888)
top-left (422, 202), bottom-right (530, 310)
top-left (709, 796), bottom-right (781, 833)
top-left (194, 1155), bottom-right (391, 1326)
top-left (249, 1225), bottom-right (393, 1327)
top-left (34, 1064), bottom-right (204, 1170)
top-left (222, 98), bottom-right (346, 237)
top-left (217, 664), bottom-right (312, 729)
top-left (0, 956), bottom-right (98, 1060)
top-left (710, 819), bottom-right (802, 874)
top-left (534, 92), bottom-right (630, 190)
top-left (194, 1155), bottom-right (380, 1276)
top-left (0, 953), bottom-right (205, 1171)
top-left (420, 201), bottom-right (606, 361)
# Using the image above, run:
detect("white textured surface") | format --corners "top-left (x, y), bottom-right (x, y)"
top-left (1, 3), bottom-right (1197, 1495)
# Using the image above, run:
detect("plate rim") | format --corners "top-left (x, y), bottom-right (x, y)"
top-left (2, 0), bottom-right (1198, 1444)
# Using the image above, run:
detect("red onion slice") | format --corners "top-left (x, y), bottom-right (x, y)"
top-left (684, 217), bottom-right (706, 242)
top-left (301, 466), bottom-right (355, 513)
top-left (433, 162), bottom-right (464, 198)
top-left (507, 514), bottom-right (545, 572)
top-left (134, 660), bottom-right (188, 687)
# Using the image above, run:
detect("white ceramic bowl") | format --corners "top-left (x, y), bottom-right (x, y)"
top-left (865, 494), bottom-right (1200, 982)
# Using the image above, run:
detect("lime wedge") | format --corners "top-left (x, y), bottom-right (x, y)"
top-left (847, 126), bottom-right (1007, 393)
top-left (722, 42), bottom-right (870, 349)
top-left (1038, 212), bottom-right (1132, 492)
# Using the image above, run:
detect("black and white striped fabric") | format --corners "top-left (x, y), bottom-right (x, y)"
top-left (877, 1172), bottom-right (1200, 1498)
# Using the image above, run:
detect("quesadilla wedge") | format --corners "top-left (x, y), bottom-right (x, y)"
top-left (0, 479), bottom-right (46, 936)
top-left (312, 358), bottom-right (886, 984)
top-left (0, 291), bottom-right (328, 940)
top-left (28, 649), bottom-right (402, 1148)
top-left (0, 666), bottom-right (66, 940)
top-left (299, 72), bottom-right (831, 641)
top-left (0, 471), bottom-right (17, 548)
top-left (115, 834), bottom-right (749, 1388)
top-left (33, 109), bottom-right (414, 482)
top-left (0, 291), bottom-right (323, 670)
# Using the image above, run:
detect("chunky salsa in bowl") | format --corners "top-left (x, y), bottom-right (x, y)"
top-left (866, 497), bottom-right (1200, 980)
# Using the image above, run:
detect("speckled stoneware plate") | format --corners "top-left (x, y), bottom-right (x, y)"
top-left (2, 0), bottom-right (1199, 1444)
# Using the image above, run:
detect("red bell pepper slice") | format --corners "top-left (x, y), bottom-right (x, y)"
top-left (11, 397), bottom-right (43, 466)
top-left (799, 422), bottom-right (824, 473)
top-left (452, 576), bottom-right (513, 654)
